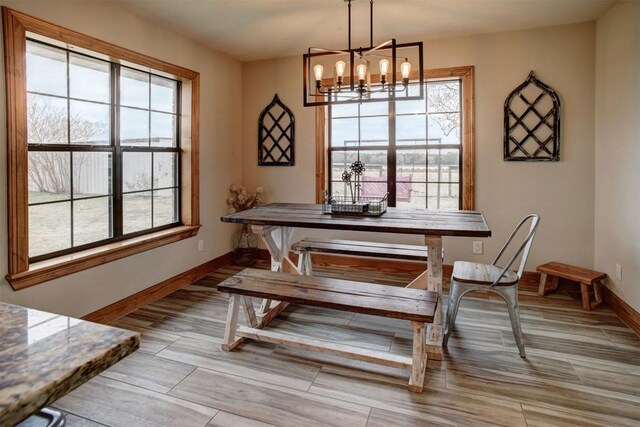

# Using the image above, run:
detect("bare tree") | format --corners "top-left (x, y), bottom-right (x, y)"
top-left (28, 96), bottom-right (108, 195)
top-left (124, 162), bottom-right (172, 193)
top-left (429, 82), bottom-right (460, 138)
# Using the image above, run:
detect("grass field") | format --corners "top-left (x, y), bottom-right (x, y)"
top-left (28, 192), bottom-right (176, 257)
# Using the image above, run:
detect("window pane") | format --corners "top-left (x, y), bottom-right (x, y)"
top-left (70, 54), bottom-right (110, 103)
top-left (153, 152), bottom-right (177, 188)
top-left (73, 152), bottom-right (112, 199)
top-left (428, 113), bottom-right (461, 145)
top-left (359, 150), bottom-right (388, 198)
top-left (151, 75), bottom-right (177, 113)
top-left (120, 107), bottom-right (149, 146)
top-left (331, 117), bottom-right (358, 148)
top-left (330, 181), bottom-right (352, 198)
top-left (395, 84), bottom-right (426, 115)
top-left (396, 114), bottom-right (426, 146)
top-left (120, 68), bottom-right (149, 109)
top-left (29, 201), bottom-right (71, 257)
top-left (153, 188), bottom-right (177, 226)
top-left (331, 150), bottom-right (388, 197)
top-left (123, 192), bottom-right (152, 234)
top-left (28, 151), bottom-right (70, 203)
top-left (123, 152), bottom-right (152, 192)
top-left (397, 182), bottom-right (426, 209)
top-left (428, 183), bottom-right (459, 210)
top-left (428, 80), bottom-right (460, 113)
top-left (26, 41), bottom-right (67, 97)
top-left (73, 196), bottom-right (112, 246)
top-left (330, 150), bottom-right (357, 182)
top-left (397, 149), bottom-right (427, 184)
top-left (151, 112), bottom-right (176, 147)
top-left (70, 100), bottom-right (110, 144)
top-left (360, 98), bottom-right (388, 117)
top-left (28, 94), bottom-right (68, 145)
top-left (330, 102), bottom-right (358, 118)
top-left (428, 148), bottom-right (460, 184)
top-left (360, 117), bottom-right (388, 146)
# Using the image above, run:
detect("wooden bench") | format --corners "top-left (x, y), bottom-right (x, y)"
top-left (537, 262), bottom-right (606, 311)
top-left (292, 238), bottom-right (440, 275)
top-left (217, 268), bottom-right (438, 393)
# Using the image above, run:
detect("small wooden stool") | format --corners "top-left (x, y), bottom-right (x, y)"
top-left (536, 262), bottom-right (606, 311)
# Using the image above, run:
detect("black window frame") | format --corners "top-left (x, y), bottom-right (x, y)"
top-left (26, 38), bottom-right (182, 263)
top-left (328, 78), bottom-right (463, 209)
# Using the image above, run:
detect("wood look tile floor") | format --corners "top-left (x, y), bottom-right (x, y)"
top-left (54, 262), bottom-right (640, 427)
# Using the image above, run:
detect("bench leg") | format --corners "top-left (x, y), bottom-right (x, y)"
top-left (580, 283), bottom-right (603, 311)
top-left (408, 321), bottom-right (428, 393)
top-left (593, 281), bottom-right (604, 309)
top-left (242, 296), bottom-right (258, 328)
top-left (538, 274), bottom-right (558, 296)
top-left (297, 252), bottom-right (305, 274)
top-left (259, 299), bottom-right (272, 314)
top-left (222, 295), bottom-right (242, 351)
top-left (304, 251), bottom-right (313, 276)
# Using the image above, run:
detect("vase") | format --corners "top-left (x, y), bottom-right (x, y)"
top-left (232, 224), bottom-right (258, 266)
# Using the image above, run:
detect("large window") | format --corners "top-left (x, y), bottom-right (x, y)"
top-left (26, 40), bottom-right (181, 260)
top-left (4, 7), bottom-right (200, 289)
top-left (318, 67), bottom-right (474, 210)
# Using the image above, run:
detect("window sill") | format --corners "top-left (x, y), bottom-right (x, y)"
top-left (6, 225), bottom-right (201, 291)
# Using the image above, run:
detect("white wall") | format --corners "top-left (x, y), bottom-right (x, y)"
top-left (595, 1), bottom-right (640, 312)
top-left (0, 0), bottom-right (243, 317)
top-left (242, 23), bottom-right (597, 271)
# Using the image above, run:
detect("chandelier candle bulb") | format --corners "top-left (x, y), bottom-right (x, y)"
top-left (379, 58), bottom-right (389, 84)
top-left (314, 64), bottom-right (324, 82)
top-left (357, 63), bottom-right (367, 82)
top-left (401, 61), bottom-right (412, 84)
top-left (335, 60), bottom-right (346, 86)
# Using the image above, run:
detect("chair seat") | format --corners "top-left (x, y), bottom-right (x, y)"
top-left (452, 261), bottom-right (519, 286)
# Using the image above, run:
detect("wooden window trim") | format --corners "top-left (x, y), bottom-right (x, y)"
top-left (3, 7), bottom-right (200, 290)
top-left (315, 65), bottom-right (475, 210)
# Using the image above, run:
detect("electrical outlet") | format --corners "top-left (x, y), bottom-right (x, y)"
top-left (473, 241), bottom-right (483, 254)
top-left (198, 240), bottom-right (204, 252)
top-left (615, 263), bottom-right (622, 281)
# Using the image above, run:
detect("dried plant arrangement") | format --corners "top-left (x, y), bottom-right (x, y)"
top-left (226, 184), bottom-right (263, 214)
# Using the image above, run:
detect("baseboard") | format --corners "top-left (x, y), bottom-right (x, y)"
top-left (86, 247), bottom-right (639, 336)
top-left (267, 249), bottom-right (640, 335)
top-left (83, 251), bottom-right (232, 324)
top-left (600, 285), bottom-right (640, 335)
top-left (257, 248), bottom-right (541, 291)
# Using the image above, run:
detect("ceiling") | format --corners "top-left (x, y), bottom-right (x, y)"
top-left (115, 0), bottom-right (615, 62)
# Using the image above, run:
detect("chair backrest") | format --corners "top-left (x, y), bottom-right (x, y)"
top-left (491, 214), bottom-right (540, 284)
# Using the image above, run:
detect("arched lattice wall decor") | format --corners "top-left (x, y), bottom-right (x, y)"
top-left (504, 71), bottom-right (561, 161)
top-left (258, 94), bottom-right (295, 166)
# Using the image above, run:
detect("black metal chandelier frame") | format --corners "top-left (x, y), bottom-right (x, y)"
top-left (303, 0), bottom-right (424, 107)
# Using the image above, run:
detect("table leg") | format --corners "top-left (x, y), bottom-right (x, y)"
top-left (425, 235), bottom-right (443, 361)
top-left (250, 225), bottom-right (301, 323)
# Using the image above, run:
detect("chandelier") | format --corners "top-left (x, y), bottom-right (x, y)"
top-left (303, 0), bottom-right (424, 107)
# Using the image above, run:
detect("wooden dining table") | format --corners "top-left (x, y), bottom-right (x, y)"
top-left (221, 202), bottom-right (491, 359)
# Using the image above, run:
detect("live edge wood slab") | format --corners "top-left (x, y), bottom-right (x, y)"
top-left (0, 302), bottom-right (139, 426)
top-left (218, 268), bottom-right (438, 393)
